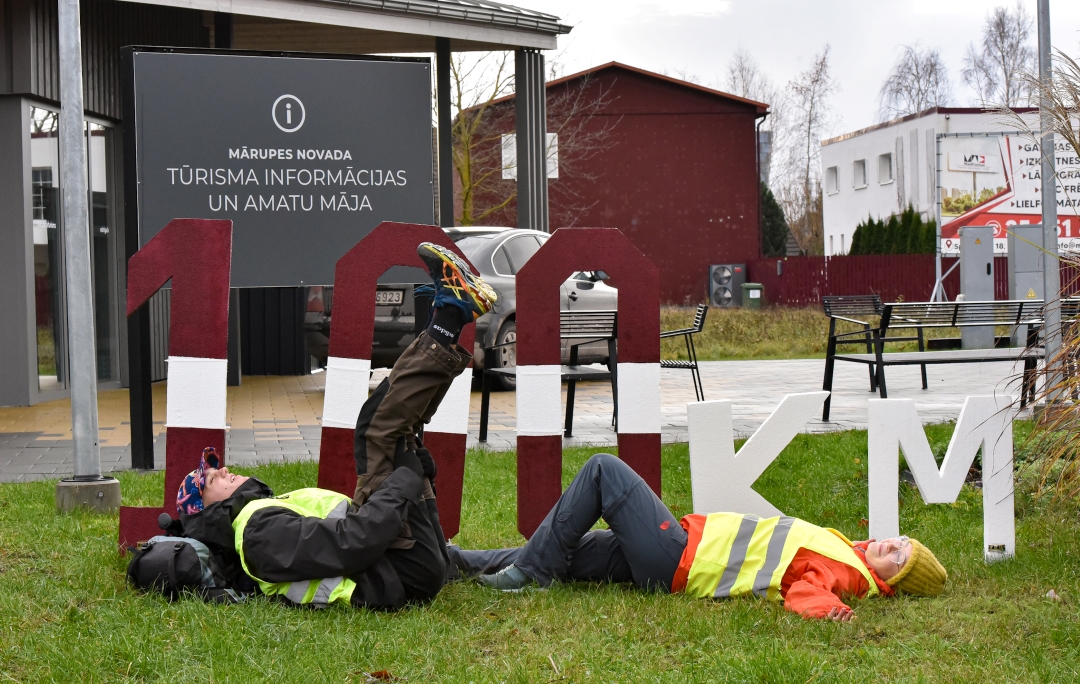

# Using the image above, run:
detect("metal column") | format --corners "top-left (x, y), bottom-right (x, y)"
top-left (1037, 0), bottom-right (1062, 401)
top-left (515, 49), bottom-right (549, 233)
top-left (436, 38), bottom-right (455, 227)
top-left (58, 0), bottom-right (102, 479)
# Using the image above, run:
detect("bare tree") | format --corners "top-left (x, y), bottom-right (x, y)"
top-left (30, 108), bottom-right (58, 134)
top-left (775, 46), bottom-right (836, 256)
top-left (878, 44), bottom-right (952, 120)
top-left (999, 48), bottom-right (1080, 164)
top-left (962, 1), bottom-right (1036, 107)
top-left (541, 76), bottom-right (621, 227)
top-left (725, 48), bottom-right (774, 104)
top-left (450, 53), bottom-right (618, 228)
top-left (725, 48), bottom-right (787, 137)
top-left (449, 52), bottom-right (516, 226)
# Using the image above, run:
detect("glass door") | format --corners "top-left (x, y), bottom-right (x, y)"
top-left (30, 106), bottom-right (66, 391)
top-left (28, 107), bottom-right (120, 390)
top-left (88, 122), bottom-right (119, 382)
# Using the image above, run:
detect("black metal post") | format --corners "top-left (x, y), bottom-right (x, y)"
top-left (436, 38), bottom-right (454, 227)
top-left (122, 48), bottom-right (154, 470)
top-left (227, 288), bottom-right (241, 385)
top-left (515, 49), bottom-right (548, 232)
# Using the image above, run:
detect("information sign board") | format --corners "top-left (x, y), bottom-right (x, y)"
top-left (126, 49), bottom-right (434, 286)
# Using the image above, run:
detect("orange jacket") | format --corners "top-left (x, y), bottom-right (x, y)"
top-left (672, 515), bottom-right (894, 619)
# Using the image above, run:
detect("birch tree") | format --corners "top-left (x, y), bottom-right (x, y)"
top-left (878, 44), bottom-right (952, 120)
top-left (776, 46), bottom-right (836, 256)
top-left (962, 1), bottom-right (1036, 107)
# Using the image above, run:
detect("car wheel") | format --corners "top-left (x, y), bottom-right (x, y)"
top-left (493, 320), bottom-right (517, 391)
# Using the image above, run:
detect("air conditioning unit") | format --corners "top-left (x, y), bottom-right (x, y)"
top-left (709, 264), bottom-right (745, 308)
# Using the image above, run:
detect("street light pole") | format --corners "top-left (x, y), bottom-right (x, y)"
top-left (1037, 0), bottom-right (1062, 404)
top-left (55, 0), bottom-right (120, 512)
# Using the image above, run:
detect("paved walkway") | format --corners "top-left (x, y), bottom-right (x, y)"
top-left (0, 358), bottom-right (1032, 482)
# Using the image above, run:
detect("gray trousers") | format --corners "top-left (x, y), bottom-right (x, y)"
top-left (449, 453), bottom-right (687, 591)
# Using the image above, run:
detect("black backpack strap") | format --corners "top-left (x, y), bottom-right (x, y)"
top-left (167, 543), bottom-right (185, 597)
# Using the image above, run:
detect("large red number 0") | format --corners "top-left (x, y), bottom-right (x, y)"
top-left (119, 219), bottom-right (233, 550)
top-left (515, 228), bottom-right (661, 537)
top-left (317, 222), bottom-right (474, 538)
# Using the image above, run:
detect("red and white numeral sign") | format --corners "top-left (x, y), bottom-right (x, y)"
top-left (515, 227), bottom-right (661, 537)
top-left (120, 219), bottom-right (233, 550)
top-left (316, 222), bottom-right (474, 538)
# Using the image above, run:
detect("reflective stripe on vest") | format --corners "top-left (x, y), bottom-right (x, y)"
top-left (684, 512), bottom-right (878, 601)
top-left (232, 488), bottom-right (358, 607)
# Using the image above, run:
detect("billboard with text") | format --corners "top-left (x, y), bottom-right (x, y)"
top-left (939, 135), bottom-right (1080, 254)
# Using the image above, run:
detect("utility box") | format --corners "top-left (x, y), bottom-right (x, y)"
top-left (1008, 224), bottom-right (1044, 346)
top-left (959, 226), bottom-right (996, 349)
top-left (742, 283), bottom-right (764, 309)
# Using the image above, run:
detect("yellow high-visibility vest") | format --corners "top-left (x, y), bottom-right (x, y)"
top-left (684, 512), bottom-right (878, 600)
top-left (232, 488), bottom-right (358, 607)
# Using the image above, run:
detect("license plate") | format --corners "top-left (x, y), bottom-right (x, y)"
top-left (375, 289), bottom-right (404, 306)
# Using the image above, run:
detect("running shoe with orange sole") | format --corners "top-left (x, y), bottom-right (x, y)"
top-left (417, 242), bottom-right (498, 320)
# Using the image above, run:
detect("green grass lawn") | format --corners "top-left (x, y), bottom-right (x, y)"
top-left (2, 427), bottom-right (1079, 682)
top-left (661, 307), bottom-right (1018, 362)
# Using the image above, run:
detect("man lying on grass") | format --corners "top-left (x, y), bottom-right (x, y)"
top-left (450, 453), bottom-right (947, 621)
top-left (174, 242), bottom-right (497, 610)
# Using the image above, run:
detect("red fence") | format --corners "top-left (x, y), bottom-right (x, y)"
top-left (747, 255), bottom-right (1080, 307)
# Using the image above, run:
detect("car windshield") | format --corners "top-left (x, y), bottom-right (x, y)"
top-left (451, 235), bottom-right (495, 262)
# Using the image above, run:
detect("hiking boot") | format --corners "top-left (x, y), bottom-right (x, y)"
top-left (477, 564), bottom-right (533, 592)
top-left (417, 242), bottom-right (497, 320)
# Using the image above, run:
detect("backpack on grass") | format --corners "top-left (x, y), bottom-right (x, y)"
top-left (127, 536), bottom-right (247, 604)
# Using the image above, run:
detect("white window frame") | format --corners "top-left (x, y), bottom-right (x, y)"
top-left (825, 166), bottom-right (839, 195)
top-left (853, 159), bottom-right (867, 189)
top-left (878, 153), bottom-right (894, 185)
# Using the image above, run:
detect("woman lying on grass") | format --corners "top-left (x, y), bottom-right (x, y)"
top-left (450, 453), bottom-right (947, 621)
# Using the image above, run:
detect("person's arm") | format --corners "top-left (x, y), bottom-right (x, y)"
top-left (783, 576), bottom-right (854, 621)
top-left (242, 467), bottom-right (424, 582)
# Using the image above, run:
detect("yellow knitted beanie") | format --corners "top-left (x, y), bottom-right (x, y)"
top-left (886, 539), bottom-right (947, 596)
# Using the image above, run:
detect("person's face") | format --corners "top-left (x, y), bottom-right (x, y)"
top-left (201, 466), bottom-right (249, 507)
top-left (862, 537), bottom-right (913, 581)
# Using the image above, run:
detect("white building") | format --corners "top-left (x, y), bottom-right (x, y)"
top-left (820, 107), bottom-right (1037, 256)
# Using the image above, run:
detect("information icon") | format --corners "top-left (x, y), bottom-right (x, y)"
top-left (272, 95), bottom-right (305, 133)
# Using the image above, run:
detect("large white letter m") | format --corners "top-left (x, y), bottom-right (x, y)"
top-left (868, 396), bottom-right (1015, 561)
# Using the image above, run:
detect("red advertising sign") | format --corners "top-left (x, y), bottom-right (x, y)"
top-left (940, 136), bottom-right (1080, 254)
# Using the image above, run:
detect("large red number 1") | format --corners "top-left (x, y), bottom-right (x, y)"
top-left (119, 219), bottom-right (233, 550)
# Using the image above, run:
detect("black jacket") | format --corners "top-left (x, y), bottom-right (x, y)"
top-left (181, 467), bottom-right (447, 611)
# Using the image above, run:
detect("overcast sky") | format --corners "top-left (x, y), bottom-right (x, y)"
top-left (508, 0), bottom-right (1080, 136)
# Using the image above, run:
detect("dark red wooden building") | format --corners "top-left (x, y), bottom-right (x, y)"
top-left (463, 62), bottom-right (768, 304)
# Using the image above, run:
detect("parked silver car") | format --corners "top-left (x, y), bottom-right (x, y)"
top-left (305, 227), bottom-right (618, 388)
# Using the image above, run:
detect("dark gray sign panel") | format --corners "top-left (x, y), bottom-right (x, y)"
top-left (130, 50), bottom-right (433, 287)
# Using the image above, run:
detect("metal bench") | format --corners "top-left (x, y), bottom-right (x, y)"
top-left (660, 304), bottom-right (708, 402)
top-left (823, 295), bottom-right (933, 395)
top-left (479, 310), bottom-right (618, 441)
top-left (821, 299), bottom-right (1045, 421)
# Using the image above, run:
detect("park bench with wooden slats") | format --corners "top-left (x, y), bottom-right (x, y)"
top-left (479, 310), bottom-right (618, 441)
top-left (821, 299), bottom-right (1045, 421)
